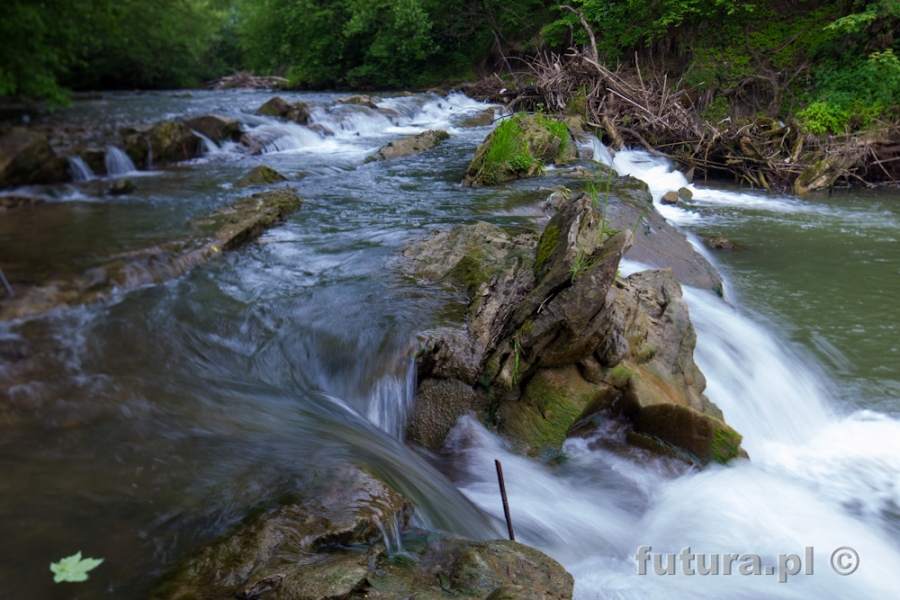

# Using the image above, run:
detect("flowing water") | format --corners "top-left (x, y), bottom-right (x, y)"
top-left (1, 91), bottom-right (898, 599)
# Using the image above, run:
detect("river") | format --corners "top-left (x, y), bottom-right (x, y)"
top-left (0, 90), bottom-right (898, 599)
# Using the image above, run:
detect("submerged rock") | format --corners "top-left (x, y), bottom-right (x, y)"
top-left (235, 165), bottom-right (287, 187)
top-left (701, 235), bottom-right (739, 251)
top-left (336, 94), bottom-right (379, 109)
top-left (184, 114), bottom-right (242, 142)
top-left (367, 130), bottom-right (450, 162)
top-left (109, 178), bottom-right (136, 195)
top-left (0, 127), bottom-right (69, 188)
top-left (0, 194), bottom-right (45, 209)
top-left (460, 108), bottom-right (496, 128)
top-left (256, 96), bottom-right (311, 125)
top-left (0, 190), bottom-right (302, 322)
top-left (463, 113), bottom-right (578, 186)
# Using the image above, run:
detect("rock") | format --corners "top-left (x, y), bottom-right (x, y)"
top-left (631, 403), bottom-right (743, 464)
top-left (497, 366), bottom-right (615, 457)
top-left (148, 465), bottom-right (410, 600)
top-left (485, 585), bottom-right (547, 600)
top-left (449, 540), bottom-right (573, 599)
top-left (184, 114), bottom-right (242, 142)
top-left (0, 195), bottom-right (45, 209)
top-left (256, 96), bottom-right (311, 125)
top-left (336, 95), bottom-right (379, 109)
top-left (407, 378), bottom-right (483, 452)
top-left (677, 186), bottom-right (693, 202)
top-left (701, 235), bottom-right (738, 251)
top-left (661, 190), bottom-right (680, 205)
top-left (0, 128), bottom-right (69, 188)
top-left (460, 109), bottom-right (495, 128)
top-left (367, 130), bottom-right (450, 161)
top-left (600, 175), bottom-right (724, 294)
top-left (793, 153), bottom-right (858, 194)
top-left (235, 165), bottom-right (287, 187)
top-left (122, 121), bottom-right (203, 167)
top-left (463, 113), bottom-right (578, 186)
top-left (109, 178), bottom-right (135, 195)
top-left (1, 190), bottom-right (302, 322)
top-left (76, 147), bottom-right (107, 175)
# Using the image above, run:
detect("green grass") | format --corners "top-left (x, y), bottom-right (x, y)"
top-left (471, 115), bottom-right (540, 185)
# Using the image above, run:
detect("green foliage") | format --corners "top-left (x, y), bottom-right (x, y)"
top-left (50, 552), bottom-right (104, 583)
top-left (569, 248), bottom-right (592, 282)
top-left (470, 114), bottom-right (542, 185)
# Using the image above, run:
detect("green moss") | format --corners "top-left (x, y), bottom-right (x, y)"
top-left (535, 224), bottom-right (559, 274)
top-left (448, 253), bottom-right (491, 293)
top-left (519, 320), bottom-right (534, 336)
top-left (710, 426), bottom-right (743, 464)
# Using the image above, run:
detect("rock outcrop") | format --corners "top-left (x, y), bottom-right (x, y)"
top-left (367, 130), bottom-right (450, 162)
top-left (256, 96), bottom-right (311, 125)
top-left (0, 128), bottom-right (69, 188)
top-left (336, 95), bottom-right (379, 109)
top-left (148, 465), bottom-right (573, 600)
top-left (403, 189), bottom-right (744, 465)
top-left (463, 113), bottom-right (578, 186)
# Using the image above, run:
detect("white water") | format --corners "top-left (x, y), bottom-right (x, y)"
top-left (439, 144), bottom-right (900, 598)
top-left (366, 357), bottom-right (417, 442)
top-left (67, 156), bottom-right (94, 181)
top-left (104, 146), bottom-right (138, 176)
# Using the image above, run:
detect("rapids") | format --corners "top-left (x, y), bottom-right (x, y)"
top-left (0, 90), bottom-right (898, 599)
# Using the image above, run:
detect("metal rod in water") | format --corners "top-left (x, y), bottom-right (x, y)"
top-left (0, 267), bottom-right (13, 298)
top-left (495, 459), bottom-right (515, 541)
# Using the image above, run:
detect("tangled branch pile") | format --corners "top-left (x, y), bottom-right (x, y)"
top-left (494, 12), bottom-right (900, 194)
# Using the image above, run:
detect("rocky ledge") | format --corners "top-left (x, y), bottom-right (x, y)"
top-left (403, 182), bottom-right (744, 466)
top-left (149, 465), bottom-right (573, 600)
top-left (0, 189), bottom-right (302, 322)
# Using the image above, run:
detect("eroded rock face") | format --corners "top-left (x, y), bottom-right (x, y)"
top-left (367, 130), bottom-right (450, 161)
top-left (402, 189), bottom-right (743, 465)
top-left (257, 96), bottom-right (311, 125)
top-left (0, 128), bottom-right (69, 188)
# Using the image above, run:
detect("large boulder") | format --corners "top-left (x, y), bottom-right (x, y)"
top-left (256, 96), bottom-right (311, 125)
top-left (463, 113), bottom-right (578, 186)
top-left (0, 128), bottom-right (69, 188)
top-left (367, 130), bottom-right (450, 161)
top-left (336, 95), bottom-right (379, 109)
top-left (184, 114), bottom-right (242, 142)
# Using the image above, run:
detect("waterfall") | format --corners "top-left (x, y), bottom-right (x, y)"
top-left (104, 146), bottom-right (137, 176)
top-left (68, 156), bottom-right (94, 181)
top-left (191, 129), bottom-right (219, 155)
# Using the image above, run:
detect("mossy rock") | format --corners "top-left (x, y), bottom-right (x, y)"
top-left (256, 96), bottom-right (311, 125)
top-left (0, 128), bottom-right (69, 188)
top-left (460, 109), bottom-right (495, 128)
top-left (366, 130), bottom-right (450, 162)
top-left (632, 403), bottom-right (743, 465)
top-left (235, 165), bottom-right (287, 187)
top-left (497, 366), bottom-right (608, 457)
top-left (463, 113), bottom-right (578, 186)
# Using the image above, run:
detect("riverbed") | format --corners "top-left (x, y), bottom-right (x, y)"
top-left (1, 90), bottom-right (898, 599)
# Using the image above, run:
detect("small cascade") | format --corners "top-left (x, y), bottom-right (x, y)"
top-left (365, 356), bottom-right (416, 441)
top-left (191, 130), bottom-right (219, 155)
top-left (68, 156), bottom-right (94, 181)
top-left (104, 146), bottom-right (137, 176)
top-left (376, 514), bottom-right (407, 556)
